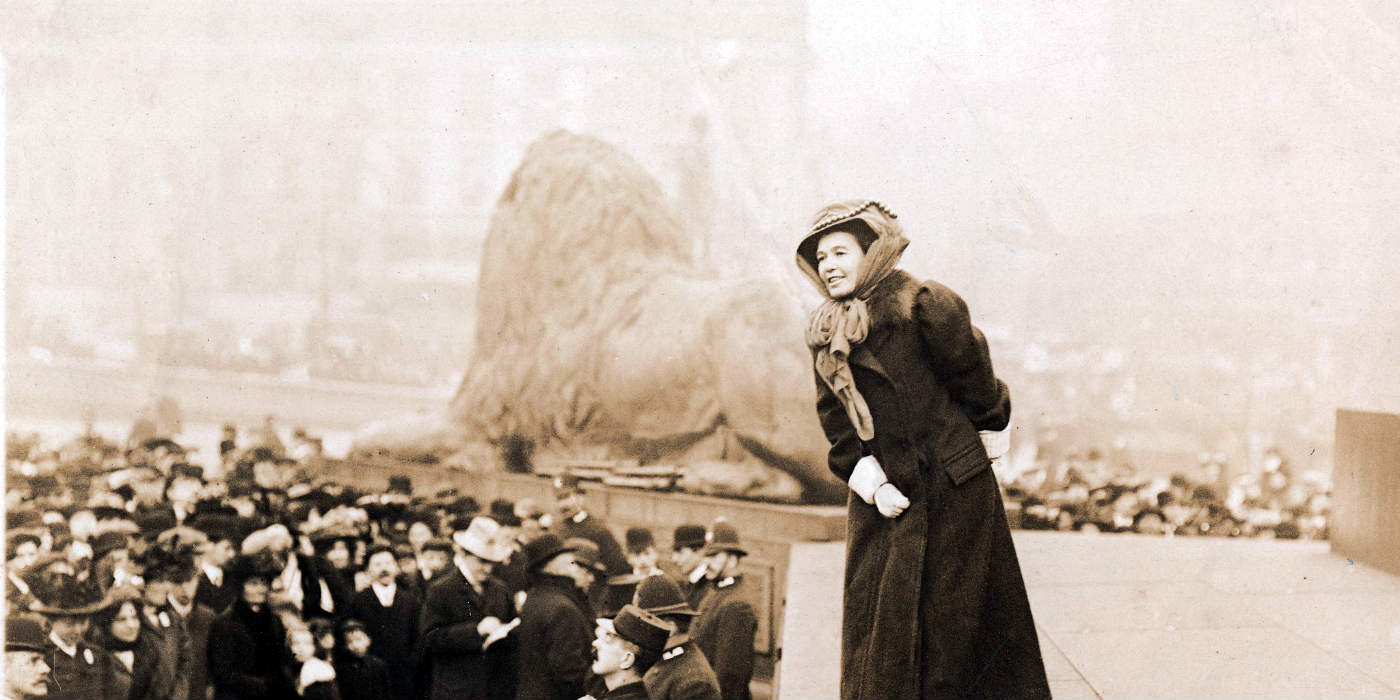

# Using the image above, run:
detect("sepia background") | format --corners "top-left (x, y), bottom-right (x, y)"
top-left (5, 1), bottom-right (1399, 483)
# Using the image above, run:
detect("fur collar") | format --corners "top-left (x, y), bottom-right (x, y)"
top-left (865, 269), bottom-right (920, 331)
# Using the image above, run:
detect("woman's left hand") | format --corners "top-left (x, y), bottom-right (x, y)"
top-left (875, 482), bottom-right (910, 518)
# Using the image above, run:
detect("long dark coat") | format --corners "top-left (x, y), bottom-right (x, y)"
top-left (690, 577), bottom-right (757, 700)
top-left (207, 598), bottom-right (288, 700)
top-left (347, 583), bottom-right (422, 700)
top-left (418, 566), bottom-right (517, 700)
top-left (513, 574), bottom-right (594, 700)
top-left (172, 602), bottom-right (217, 700)
top-left (813, 270), bottom-right (1050, 700)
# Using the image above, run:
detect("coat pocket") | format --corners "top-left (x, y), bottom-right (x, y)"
top-left (939, 439), bottom-right (990, 486)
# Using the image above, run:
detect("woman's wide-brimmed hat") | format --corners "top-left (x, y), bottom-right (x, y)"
top-left (30, 575), bottom-right (108, 617)
top-left (795, 200), bottom-right (900, 273)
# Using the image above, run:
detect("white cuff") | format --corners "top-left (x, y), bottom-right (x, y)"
top-left (979, 429), bottom-right (1010, 461)
top-left (848, 455), bottom-right (887, 505)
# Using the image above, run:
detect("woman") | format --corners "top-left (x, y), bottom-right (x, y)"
top-left (91, 585), bottom-right (170, 700)
top-left (796, 200), bottom-right (1050, 699)
top-left (208, 551), bottom-right (289, 700)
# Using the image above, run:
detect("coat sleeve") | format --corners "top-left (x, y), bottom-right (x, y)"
top-left (546, 605), bottom-right (593, 700)
top-left (814, 366), bottom-right (867, 482)
top-left (914, 282), bottom-right (1012, 431)
top-left (418, 584), bottom-right (487, 653)
top-left (708, 601), bottom-right (758, 700)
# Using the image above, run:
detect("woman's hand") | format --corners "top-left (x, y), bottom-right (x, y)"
top-left (875, 482), bottom-right (910, 518)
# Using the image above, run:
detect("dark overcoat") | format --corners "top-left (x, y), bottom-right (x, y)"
top-left (690, 576), bottom-right (757, 700)
top-left (642, 635), bottom-right (721, 700)
top-left (348, 583), bottom-right (422, 700)
top-left (173, 602), bottom-right (216, 700)
top-left (418, 566), bottom-right (517, 700)
top-left (208, 598), bottom-right (288, 700)
top-left (514, 574), bottom-right (593, 700)
top-left (44, 639), bottom-right (117, 700)
top-left (814, 270), bottom-right (1050, 700)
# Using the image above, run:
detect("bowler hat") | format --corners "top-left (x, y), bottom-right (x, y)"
top-left (702, 521), bottom-right (747, 557)
top-left (633, 574), bottom-right (699, 616)
top-left (625, 528), bottom-right (654, 554)
top-left (5, 615), bottom-right (48, 653)
top-left (607, 604), bottom-right (672, 657)
top-left (671, 525), bottom-right (706, 551)
top-left (387, 475), bottom-right (413, 495)
top-left (521, 533), bottom-right (580, 572)
top-left (564, 538), bottom-right (608, 573)
top-left (420, 537), bottom-right (454, 555)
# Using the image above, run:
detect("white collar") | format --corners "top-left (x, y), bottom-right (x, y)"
top-left (688, 565), bottom-right (707, 584)
top-left (169, 598), bottom-right (194, 618)
top-left (571, 511), bottom-right (588, 524)
top-left (202, 562), bottom-right (222, 584)
top-left (49, 631), bottom-right (77, 658)
top-left (371, 581), bottom-right (397, 606)
top-left (8, 570), bottom-right (30, 595)
top-left (716, 576), bottom-right (737, 589)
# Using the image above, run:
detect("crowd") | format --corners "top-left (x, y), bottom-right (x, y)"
top-left (4, 428), bottom-right (757, 700)
top-left (1000, 450), bottom-right (1331, 539)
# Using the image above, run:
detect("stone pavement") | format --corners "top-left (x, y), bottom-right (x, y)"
top-left (777, 531), bottom-right (1400, 699)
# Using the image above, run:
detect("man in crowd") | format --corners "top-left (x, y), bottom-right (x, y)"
top-left (552, 477), bottom-right (629, 601)
top-left (632, 575), bottom-right (721, 700)
top-left (31, 577), bottom-right (111, 700)
top-left (690, 521), bottom-right (757, 700)
top-left (166, 555), bottom-right (216, 700)
top-left (515, 533), bottom-right (594, 700)
top-left (419, 516), bottom-right (516, 700)
top-left (668, 525), bottom-right (709, 609)
top-left (588, 604), bottom-right (673, 700)
top-left (6, 616), bottom-right (52, 700)
top-left (190, 511), bottom-right (242, 613)
top-left (348, 542), bottom-right (422, 700)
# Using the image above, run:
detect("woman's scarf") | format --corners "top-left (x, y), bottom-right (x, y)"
top-left (796, 200), bottom-right (909, 441)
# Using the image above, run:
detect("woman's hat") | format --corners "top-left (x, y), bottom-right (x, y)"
top-left (452, 517), bottom-right (509, 564)
top-left (521, 533), bottom-right (580, 572)
top-left (795, 200), bottom-right (896, 271)
top-left (30, 575), bottom-right (107, 617)
top-left (225, 550), bottom-right (284, 582)
top-left (702, 520), bottom-right (747, 557)
top-left (632, 574), bottom-right (699, 617)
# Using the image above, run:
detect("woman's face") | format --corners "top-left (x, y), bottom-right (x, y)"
top-left (110, 602), bottom-right (141, 643)
top-left (241, 577), bottom-right (270, 607)
top-left (326, 541), bottom-right (351, 570)
top-left (815, 230), bottom-right (866, 298)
